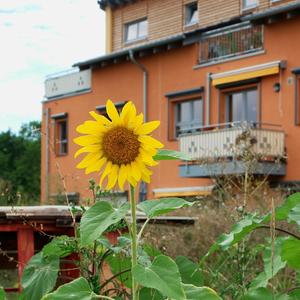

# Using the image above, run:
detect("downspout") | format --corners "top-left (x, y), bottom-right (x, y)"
top-left (129, 50), bottom-right (148, 201)
top-left (129, 50), bottom-right (148, 122)
top-left (206, 72), bottom-right (211, 126)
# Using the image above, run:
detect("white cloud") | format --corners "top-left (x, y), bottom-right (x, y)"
top-left (0, 0), bottom-right (105, 132)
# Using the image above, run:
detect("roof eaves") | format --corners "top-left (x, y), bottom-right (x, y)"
top-left (73, 17), bottom-right (243, 70)
top-left (98, 0), bottom-right (136, 11)
top-left (241, 2), bottom-right (300, 22)
top-left (73, 34), bottom-right (185, 69)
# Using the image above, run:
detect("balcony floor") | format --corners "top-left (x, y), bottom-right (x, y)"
top-left (179, 161), bottom-right (286, 178)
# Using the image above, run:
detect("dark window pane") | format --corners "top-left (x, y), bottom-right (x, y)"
top-left (186, 3), bottom-right (198, 25)
top-left (0, 232), bottom-right (18, 289)
top-left (56, 119), bottom-right (68, 155)
top-left (246, 89), bottom-right (257, 123)
top-left (232, 92), bottom-right (245, 122)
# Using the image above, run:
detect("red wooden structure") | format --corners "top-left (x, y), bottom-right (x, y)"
top-left (0, 206), bottom-right (78, 295)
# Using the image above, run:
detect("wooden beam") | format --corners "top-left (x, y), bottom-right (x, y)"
top-left (17, 229), bottom-right (34, 291)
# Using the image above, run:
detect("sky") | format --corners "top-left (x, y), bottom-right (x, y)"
top-left (0, 0), bottom-right (105, 133)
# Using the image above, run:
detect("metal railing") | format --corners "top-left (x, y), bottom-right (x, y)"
top-left (199, 23), bottom-right (263, 64)
top-left (179, 122), bottom-right (285, 160)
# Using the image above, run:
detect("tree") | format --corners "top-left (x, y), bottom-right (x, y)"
top-left (0, 121), bottom-right (41, 205)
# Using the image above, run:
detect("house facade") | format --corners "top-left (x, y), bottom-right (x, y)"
top-left (41, 0), bottom-right (300, 203)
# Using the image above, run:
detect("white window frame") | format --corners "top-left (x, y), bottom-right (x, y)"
top-left (242, 0), bottom-right (258, 10)
top-left (124, 19), bottom-right (148, 43)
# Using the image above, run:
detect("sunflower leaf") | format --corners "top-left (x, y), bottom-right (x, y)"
top-left (153, 149), bottom-right (191, 161)
top-left (80, 201), bottom-right (130, 246)
top-left (132, 255), bottom-right (185, 300)
top-left (137, 198), bottom-right (193, 218)
top-left (21, 252), bottom-right (59, 300)
top-left (281, 237), bottom-right (300, 270)
top-left (182, 284), bottom-right (222, 300)
top-left (41, 277), bottom-right (97, 300)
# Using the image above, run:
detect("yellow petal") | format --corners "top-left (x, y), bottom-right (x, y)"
top-left (76, 152), bottom-right (102, 169)
top-left (131, 161), bottom-right (142, 182)
top-left (118, 164), bottom-right (127, 191)
top-left (139, 150), bottom-right (158, 166)
top-left (139, 135), bottom-right (164, 149)
top-left (135, 121), bottom-right (160, 135)
top-left (106, 164), bottom-right (119, 190)
top-left (76, 121), bottom-right (106, 135)
top-left (99, 161), bottom-right (112, 187)
top-left (141, 172), bottom-right (151, 183)
top-left (129, 113), bottom-right (143, 130)
top-left (126, 164), bottom-right (137, 187)
top-left (136, 156), bottom-right (153, 176)
top-left (73, 135), bottom-right (100, 146)
top-left (141, 144), bottom-right (157, 157)
top-left (85, 157), bottom-right (107, 174)
top-left (120, 101), bottom-right (133, 124)
top-left (106, 99), bottom-right (120, 123)
top-left (89, 111), bottom-right (111, 126)
top-left (74, 145), bottom-right (102, 158)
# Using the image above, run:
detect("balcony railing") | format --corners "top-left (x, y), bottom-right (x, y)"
top-left (199, 23), bottom-right (263, 64)
top-left (44, 68), bottom-right (91, 100)
top-left (179, 122), bottom-right (285, 160)
top-left (179, 122), bottom-right (286, 177)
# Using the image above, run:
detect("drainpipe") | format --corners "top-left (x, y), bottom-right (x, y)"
top-left (129, 50), bottom-right (148, 201)
top-left (45, 107), bottom-right (50, 202)
top-left (206, 72), bottom-right (212, 126)
top-left (129, 50), bottom-right (148, 122)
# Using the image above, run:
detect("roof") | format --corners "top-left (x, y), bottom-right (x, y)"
top-left (98, 0), bottom-right (136, 10)
top-left (0, 205), bottom-right (196, 225)
top-left (73, 17), bottom-right (241, 70)
top-left (241, 1), bottom-right (300, 23)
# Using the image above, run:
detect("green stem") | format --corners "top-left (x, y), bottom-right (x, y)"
top-left (130, 184), bottom-right (138, 300)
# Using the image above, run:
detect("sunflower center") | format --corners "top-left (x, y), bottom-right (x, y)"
top-left (102, 126), bottom-right (140, 165)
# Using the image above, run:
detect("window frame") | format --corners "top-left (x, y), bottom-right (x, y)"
top-left (218, 82), bottom-right (261, 126)
top-left (124, 18), bottom-right (148, 44)
top-left (295, 74), bottom-right (300, 126)
top-left (185, 2), bottom-right (198, 26)
top-left (54, 117), bottom-right (68, 156)
top-left (168, 93), bottom-right (204, 141)
top-left (242, 0), bottom-right (258, 11)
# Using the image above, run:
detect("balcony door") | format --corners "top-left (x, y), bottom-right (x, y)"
top-left (226, 88), bottom-right (258, 124)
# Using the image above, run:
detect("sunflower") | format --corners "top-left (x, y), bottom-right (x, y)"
top-left (74, 100), bottom-right (163, 191)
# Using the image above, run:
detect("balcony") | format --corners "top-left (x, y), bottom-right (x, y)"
top-left (179, 123), bottom-right (286, 178)
top-left (44, 68), bottom-right (91, 100)
top-left (199, 23), bottom-right (263, 65)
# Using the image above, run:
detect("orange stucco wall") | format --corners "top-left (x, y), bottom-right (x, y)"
top-left (41, 16), bottom-right (300, 202)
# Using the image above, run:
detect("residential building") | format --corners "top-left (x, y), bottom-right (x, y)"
top-left (42, 0), bottom-right (300, 203)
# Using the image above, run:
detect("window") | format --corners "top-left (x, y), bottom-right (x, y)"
top-left (185, 2), bottom-right (198, 26)
top-left (125, 19), bottom-right (148, 43)
top-left (55, 118), bottom-right (68, 156)
top-left (170, 98), bottom-right (203, 138)
top-left (243, 0), bottom-right (258, 10)
top-left (225, 88), bottom-right (258, 124)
